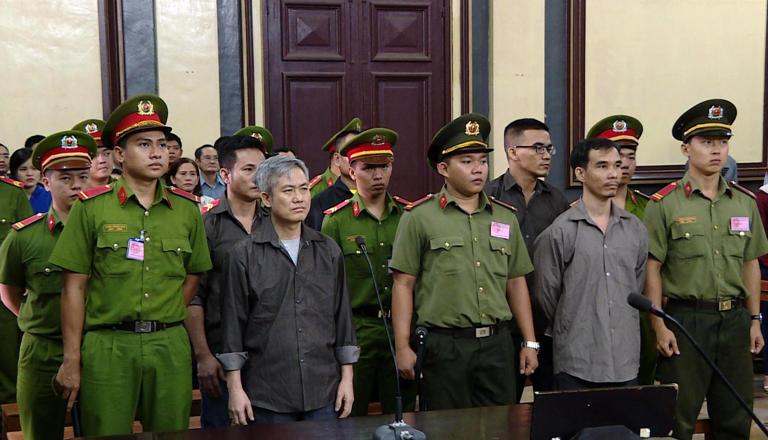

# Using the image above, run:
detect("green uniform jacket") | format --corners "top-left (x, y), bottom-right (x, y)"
top-left (644, 173), bottom-right (768, 300)
top-left (624, 188), bottom-right (649, 219)
top-left (390, 187), bottom-right (533, 327)
top-left (0, 209), bottom-right (64, 337)
top-left (309, 167), bottom-right (336, 198)
top-left (0, 178), bottom-right (33, 245)
top-left (49, 178), bottom-right (212, 329)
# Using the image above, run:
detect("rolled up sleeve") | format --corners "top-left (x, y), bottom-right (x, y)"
top-left (217, 243), bottom-right (251, 371)
top-left (332, 244), bottom-right (359, 364)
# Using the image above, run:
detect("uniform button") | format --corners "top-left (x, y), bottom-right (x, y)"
top-left (383, 286), bottom-right (389, 290)
top-left (44, 267), bottom-right (51, 274)
top-left (144, 293), bottom-right (149, 298)
top-left (480, 313), bottom-right (486, 318)
top-left (379, 242), bottom-right (385, 247)
top-left (298, 328), bottom-right (302, 333)
top-left (711, 204), bottom-right (715, 208)
top-left (715, 250), bottom-right (720, 255)
top-left (113, 243), bottom-right (119, 250)
top-left (501, 247), bottom-right (506, 252)
top-left (739, 231), bottom-right (745, 237)
top-left (145, 266), bottom-right (150, 271)
top-left (356, 250), bottom-right (361, 255)
top-left (444, 242), bottom-right (450, 248)
top-left (475, 261), bottom-right (481, 267)
top-left (144, 211), bottom-right (150, 217)
top-left (176, 247), bottom-right (181, 252)
top-left (473, 237), bottom-right (478, 242)
top-left (145, 237), bottom-right (150, 243)
top-left (714, 225), bottom-right (719, 230)
top-left (478, 287), bottom-right (484, 293)
top-left (296, 299), bottom-right (302, 304)
top-left (0, 219), bottom-right (6, 224)
top-left (684, 232), bottom-right (690, 238)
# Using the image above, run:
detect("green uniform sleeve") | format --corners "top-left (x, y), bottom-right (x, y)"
top-left (643, 200), bottom-right (668, 263)
top-left (389, 211), bottom-right (422, 276)
top-left (507, 216), bottom-right (533, 278)
top-left (0, 230), bottom-right (25, 288)
top-left (320, 213), bottom-right (341, 245)
top-left (49, 200), bottom-right (94, 274)
top-left (744, 201), bottom-right (768, 261)
top-left (184, 208), bottom-right (212, 274)
top-left (15, 190), bottom-right (33, 219)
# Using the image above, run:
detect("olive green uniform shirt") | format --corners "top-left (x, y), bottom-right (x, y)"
top-left (643, 173), bottom-right (768, 301)
top-left (49, 178), bottom-right (212, 329)
top-left (0, 181), bottom-right (33, 245)
top-left (321, 193), bottom-right (405, 310)
top-left (624, 188), bottom-right (649, 219)
top-left (310, 167), bottom-right (337, 198)
top-left (0, 210), bottom-right (64, 337)
top-left (390, 187), bottom-right (533, 327)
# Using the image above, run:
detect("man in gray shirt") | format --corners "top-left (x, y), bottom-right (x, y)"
top-left (534, 138), bottom-right (647, 390)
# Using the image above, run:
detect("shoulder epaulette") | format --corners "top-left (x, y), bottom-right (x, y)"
top-left (308, 174), bottom-right (323, 189)
top-left (730, 181), bottom-right (756, 199)
top-left (392, 195), bottom-right (411, 205)
top-left (168, 186), bottom-right (201, 203)
top-left (200, 198), bottom-right (220, 215)
top-left (324, 198), bottom-right (352, 216)
top-left (404, 193), bottom-right (434, 211)
top-left (11, 213), bottom-right (45, 231)
top-left (78, 185), bottom-right (113, 201)
top-left (0, 176), bottom-right (23, 189)
top-left (633, 189), bottom-right (651, 200)
top-left (650, 182), bottom-right (677, 202)
top-left (489, 196), bottom-right (517, 212)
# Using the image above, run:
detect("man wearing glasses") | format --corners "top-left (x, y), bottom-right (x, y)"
top-left (485, 118), bottom-right (568, 399)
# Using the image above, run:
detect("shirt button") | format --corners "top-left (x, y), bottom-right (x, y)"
top-left (714, 225), bottom-right (719, 230)
top-left (381, 264), bottom-right (386, 269)
top-left (144, 293), bottom-right (149, 298)
top-left (145, 266), bottom-right (150, 271)
top-left (473, 237), bottom-right (478, 242)
top-left (300, 359), bottom-right (305, 363)
top-left (444, 242), bottom-right (450, 248)
top-left (113, 243), bottom-right (119, 250)
top-left (606, 272), bottom-right (611, 277)
top-left (475, 261), bottom-right (481, 267)
top-left (478, 287), bottom-right (484, 293)
top-left (379, 242), bottom-right (385, 247)
top-left (298, 328), bottom-right (302, 333)
top-left (480, 313), bottom-right (486, 318)
top-left (296, 299), bottom-right (302, 304)
top-left (0, 219), bottom-right (6, 224)
top-left (603, 244), bottom-right (608, 249)
top-left (711, 204), bottom-right (715, 208)
top-left (383, 286), bottom-right (389, 290)
top-left (356, 250), bottom-right (361, 255)
top-left (739, 231), bottom-right (745, 237)
top-left (176, 247), bottom-right (182, 252)
top-left (144, 211), bottom-right (150, 217)
top-left (145, 237), bottom-right (150, 243)
top-left (684, 232), bottom-right (690, 238)
top-left (715, 250), bottom-right (720, 255)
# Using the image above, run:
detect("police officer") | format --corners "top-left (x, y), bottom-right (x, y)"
top-left (0, 172), bottom-right (33, 405)
top-left (50, 94), bottom-right (213, 437)
top-left (233, 125), bottom-right (274, 155)
top-left (321, 128), bottom-right (416, 416)
top-left (390, 113), bottom-right (538, 410)
top-left (309, 118), bottom-right (363, 198)
top-left (73, 119), bottom-right (114, 189)
top-left (0, 131), bottom-right (95, 439)
top-left (644, 99), bottom-right (768, 439)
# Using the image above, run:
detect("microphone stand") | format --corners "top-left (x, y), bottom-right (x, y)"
top-left (356, 236), bottom-right (426, 440)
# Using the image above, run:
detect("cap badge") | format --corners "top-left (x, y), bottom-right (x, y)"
top-left (250, 132), bottom-right (263, 141)
top-left (138, 100), bottom-right (155, 115)
top-left (708, 105), bottom-right (723, 120)
top-left (371, 134), bottom-right (385, 146)
top-left (85, 123), bottom-right (98, 134)
top-left (60, 135), bottom-right (78, 149)
top-left (612, 120), bottom-right (627, 132)
top-left (465, 121), bottom-right (480, 136)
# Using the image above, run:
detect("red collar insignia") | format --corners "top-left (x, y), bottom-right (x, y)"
top-left (439, 193), bottom-right (448, 209)
top-left (118, 186), bottom-right (128, 206)
top-left (352, 201), bottom-right (360, 218)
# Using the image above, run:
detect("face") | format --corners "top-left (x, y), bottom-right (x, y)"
top-left (333, 152), bottom-right (351, 178)
top-left (350, 160), bottom-right (392, 197)
top-left (0, 146), bottom-right (9, 175)
top-left (114, 130), bottom-right (168, 181)
top-left (197, 147), bottom-right (220, 173)
top-left (221, 148), bottom-right (266, 202)
top-left (683, 135), bottom-right (729, 176)
top-left (43, 168), bottom-right (90, 210)
top-left (507, 129), bottom-right (553, 178)
top-left (167, 140), bottom-right (182, 163)
top-left (616, 144), bottom-right (638, 185)
top-left (263, 167), bottom-right (311, 224)
top-left (16, 158), bottom-right (39, 189)
top-left (89, 147), bottom-right (114, 182)
top-left (575, 147), bottom-right (622, 200)
top-left (171, 162), bottom-right (199, 193)
top-left (437, 152), bottom-right (489, 197)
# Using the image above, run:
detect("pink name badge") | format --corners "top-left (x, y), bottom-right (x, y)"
top-left (490, 222), bottom-right (510, 239)
top-left (126, 238), bottom-right (145, 261)
top-left (730, 216), bottom-right (750, 233)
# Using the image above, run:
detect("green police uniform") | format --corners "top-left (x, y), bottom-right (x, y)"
top-left (309, 167), bottom-right (337, 198)
top-left (390, 114), bottom-right (534, 410)
top-left (310, 118), bottom-right (363, 198)
top-left (48, 95), bottom-right (213, 437)
top-left (644, 99), bottom-right (768, 439)
top-left (233, 125), bottom-right (274, 153)
top-left (321, 128), bottom-right (416, 416)
top-left (0, 177), bottom-right (33, 404)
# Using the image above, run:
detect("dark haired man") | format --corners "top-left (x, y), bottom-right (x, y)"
top-left (196, 144), bottom-right (225, 200)
top-left (166, 132), bottom-right (183, 164)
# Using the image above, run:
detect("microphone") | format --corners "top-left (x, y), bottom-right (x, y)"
top-left (356, 236), bottom-right (426, 440)
top-left (626, 293), bottom-right (768, 437)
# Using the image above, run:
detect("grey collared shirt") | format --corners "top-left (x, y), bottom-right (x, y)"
top-left (199, 174), bottom-right (226, 200)
top-left (534, 200), bottom-right (648, 383)
top-left (217, 218), bottom-right (359, 413)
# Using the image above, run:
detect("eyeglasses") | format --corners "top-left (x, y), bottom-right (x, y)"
top-left (513, 143), bottom-right (556, 156)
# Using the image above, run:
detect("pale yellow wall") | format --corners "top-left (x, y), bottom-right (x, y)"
top-left (156, 0), bottom-right (221, 150)
top-left (489, 1), bottom-right (546, 177)
top-left (0, 0), bottom-right (103, 150)
top-left (450, 0), bottom-right (463, 118)
top-left (585, 0), bottom-right (766, 166)
top-left (251, 0), bottom-right (266, 126)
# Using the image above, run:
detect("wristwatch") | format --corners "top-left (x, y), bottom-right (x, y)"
top-left (751, 313), bottom-right (763, 323)
top-left (521, 340), bottom-right (540, 352)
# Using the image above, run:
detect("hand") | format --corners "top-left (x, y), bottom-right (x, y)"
top-left (751, 320), bottom-right (765, 354)
top-left (396, 346), bottom-right (417, 380)
top-left (335, 376), bottom-right (354, 418)
top-left (197, 353), bottom-right (225, 398)
top-left (519, 347), bottom-right (539, 376)
top-left (655, 324), bottom-right (680, 357)
top-left (228, 387), bottom-right (253, 426)
top-left (55, 359), bottom-right (81, 411)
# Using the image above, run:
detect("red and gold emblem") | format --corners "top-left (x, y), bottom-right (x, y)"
top-left (85, 123), bottom-right (98, 134)
top-left (465, 121), bottom-right (480, 136)
top-left (708, 106), bottom-right (723, 119)
top-left (372, 134), bottom-right (385, 146)
top-left (612, 120), bottom-right (627, 132)
top-left (250, 132), bottom-right (263, 141)
top-left (138, 100), bottom-right (155, 115)
top-left (60, 135), bottom-right (78, 149)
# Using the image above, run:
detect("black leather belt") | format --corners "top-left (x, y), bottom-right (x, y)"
top-left (667, 297), bottom-right (744, 312)
top-left (354, 306), bottom-right (391, 319)
top-left (104, 320), bottom-right (183, 333)
top-left (427, 321), bottom-right (511, 339)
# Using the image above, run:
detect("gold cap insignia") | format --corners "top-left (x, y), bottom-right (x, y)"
top-left (465, 121), bottom-right (480, 136)
top-left (372, 134), bottom-right (385, 146)
top-left (708, 106), bottom-right (723, 120)
top-left (250, 132), bottom-right (263, 141)
top-left (85, 123), bottom-right (98, 134)
top-left (61, 135), bottom-right (78, 149)
top-left (138, 100), bottom-right (155, 115)
top-left (612, 120), bottom-right (627, 132)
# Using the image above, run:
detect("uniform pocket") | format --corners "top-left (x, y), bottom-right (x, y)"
top-left (669, 223), bottom-right (706, 259)
top-left (95, 232), bottom-right (132, 276)
top-left (161, 238), bottom-right (191, 278)
top-left (489, 239), bottom-right (511, 277)
top-left (428, 237), bottom-right (464, 275)
top-left (29, 262), bottom-right (63, 295)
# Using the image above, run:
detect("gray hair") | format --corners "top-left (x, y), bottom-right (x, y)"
top-left (255, 155), bottom-right (309, 196)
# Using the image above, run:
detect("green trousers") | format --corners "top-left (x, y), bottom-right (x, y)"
top-left (17, 333), bottom-right (66, 440)
top-left (79, 326), bottom-right (192, 437)
top-left (420, 328), bottom-right (516, 411)
top-left (0, 307), bottom-right (20, 403)
top-left (638, 311), bottom-right (659, 385)
top-left (350, 317), bottom-right (416, 416)
top-left (657, 306), bottom-right (752, 440)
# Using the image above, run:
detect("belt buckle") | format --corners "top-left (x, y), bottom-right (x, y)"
top-left (718, 299), bottom-right (733, 311)
top-left (475, 327), bottom-right (490, 338)
top-left (134, 321), bottom-right (153, 333)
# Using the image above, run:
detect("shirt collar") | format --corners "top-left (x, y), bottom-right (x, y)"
top-left (569, 198), bottom-right (631, 222)
top-left (114, 177), bottom-right (172, 208)
top-left (680, 171), bottom-right (732, 199)
top-left (350, 192), bottom-right (400, 219)
top-left (199, 174), bottom-right (225, 189)
top-left (439, 186), bottom-right (492, 213)
top-left (46, 208), bottom-right (64, 233)
top-left (502, 171), bottom-right (549, 194)
top-left (252, 216), bottom-right (326, 247)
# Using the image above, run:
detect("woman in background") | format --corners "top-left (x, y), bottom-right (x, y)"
top-left (166, 158), bottom-right (216, 212)
top-left (10, 148), bottom-right (50, 214)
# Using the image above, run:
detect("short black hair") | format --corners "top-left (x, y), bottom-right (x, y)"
top-left (24, 135), bottom-right (45, 149)
top-left (570, 138), bottom-right (619, 170)
top-left (194, 144), bottom-right (215, 160)
top-left (10, 148), bottom-right (33, 179)
top-left (166, 132), bottom-right (182, 147)
top-left (217, 135), bottom-right (266, 170)
top-left (504, 118), bottom-right (549, 140)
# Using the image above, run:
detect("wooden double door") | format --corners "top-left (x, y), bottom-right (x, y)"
top-left (263, 0), bottom-right (451, 200)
